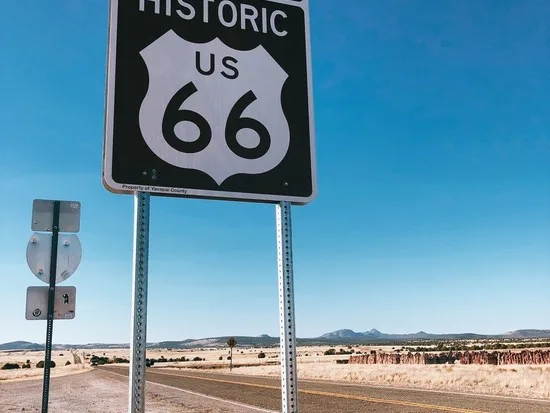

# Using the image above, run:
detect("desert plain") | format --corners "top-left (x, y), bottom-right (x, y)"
top-left (2, 343), bottom-right (550, 413)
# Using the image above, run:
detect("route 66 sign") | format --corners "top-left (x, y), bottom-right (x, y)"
top-left (103, 0), bottom-right (316, 204)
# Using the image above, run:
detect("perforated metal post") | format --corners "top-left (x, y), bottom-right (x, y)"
top-left (41, 201), bottom-right (60, 413)
top-left (276, 201), bottom-right (298, 413)
top-left (128, 192), bottom-right (150, 413)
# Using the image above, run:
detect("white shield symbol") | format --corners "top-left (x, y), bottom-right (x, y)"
top-left (138, 30), bottom-right (290, 185)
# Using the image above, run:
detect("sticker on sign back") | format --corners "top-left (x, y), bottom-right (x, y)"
top-left (103, 0), bottom-right (316, 204)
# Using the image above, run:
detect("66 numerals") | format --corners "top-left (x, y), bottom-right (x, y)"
top-left (162, 82), bottom-right (271, 160)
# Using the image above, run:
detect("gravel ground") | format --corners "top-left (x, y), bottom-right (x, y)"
top-left (0, 369), bottom-right (274, 413)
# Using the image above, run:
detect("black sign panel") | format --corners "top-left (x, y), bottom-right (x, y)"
top-left (103, 0), bottom-right (316, 204)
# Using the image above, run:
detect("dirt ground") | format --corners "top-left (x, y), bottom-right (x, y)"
top-left (0, 369), bottom-right (274, 413)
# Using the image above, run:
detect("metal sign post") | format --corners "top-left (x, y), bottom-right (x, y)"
top-left (276, 201), bottom-right (298, 413)
top-left (128, 192), bottom-right (150, 413)
top-left (41, 201), bottom-right (60, 413)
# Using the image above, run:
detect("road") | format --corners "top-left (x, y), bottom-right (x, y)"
top-left (99, 365), bottom-right (550, 413)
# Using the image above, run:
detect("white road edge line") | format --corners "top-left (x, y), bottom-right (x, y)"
top-left (101, 368), bottom-right (279, 413)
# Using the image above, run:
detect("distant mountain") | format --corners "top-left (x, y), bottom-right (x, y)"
top-left (504, 329), bottom-right (550, 339)
top-left (150, 335), bottom-right (280, 349)
top-left (316, 329), bottom-right (550, 342)
top-left (2, 329), bottom-right (549, 351)
top-left (0, 341), bottom-right (43, 351)
top-left (320, 329), bottom-right (364, 339)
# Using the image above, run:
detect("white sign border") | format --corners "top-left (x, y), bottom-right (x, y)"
top-left (103, 0), bottom-right (317, 205)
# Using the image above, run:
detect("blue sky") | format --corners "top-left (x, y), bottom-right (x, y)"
top-left (1, 0), bottom-right (549, 344)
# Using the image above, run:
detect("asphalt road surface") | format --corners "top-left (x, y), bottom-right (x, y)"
top-left (99, 365), bottom-right (550, 413)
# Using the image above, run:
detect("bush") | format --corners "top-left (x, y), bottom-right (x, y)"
top-left (65, 361), bottom-right (72, 366)
top-left (22, 363), bottom-right (31, 369)
top-left (1, 363), bottom-right (20, 370)
top-left (36, 361), bottom-right (56, 368)
top-left (192, 357), bottom-right (202, 361)
top-left (219, 356), bottom-right (223, 360)
top-left (257, 352), bottom-right (266, 359)
top-left (90, 356), bottom-right (110, 366)
top-left (324, 349), bottom-right (336, 356)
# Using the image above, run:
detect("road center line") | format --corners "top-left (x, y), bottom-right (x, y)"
top-left (139, 369), bottom-right (493, 413)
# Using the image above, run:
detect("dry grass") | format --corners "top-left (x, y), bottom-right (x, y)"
top-left (226, 363), bottom-right (550, 399)
top-left (0, 363), bottom-right (90, 383)
top-left (0, 350), bottom-right (91, 382)
top-left (4, 346), bottom-right (550, 400)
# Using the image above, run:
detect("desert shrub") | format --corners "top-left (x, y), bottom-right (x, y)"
top-left (22, 363), bottom-right (31, 369)
top-left (90, 356), bottom-right (110, 365)
top-left (36, 361), bottom-right (56, 368)
top-left (227, 356), bottom-right (231, 360)
top-left (257, 352), bottom-right (266, 359)
top-left (1, 363), bottom-right (20, 370)
top-left (65, 361), bottom-right (71, 366)
top-left (113, 357), bottom-right (129, 363)
top-left (335, 359), bottom-right (349, 364)
top-left (192, 357), bottom-right (202, 361)
top-left (324, 349), bottom-right (336, 356)
top-left (219, 356), bottom-right (223, 360)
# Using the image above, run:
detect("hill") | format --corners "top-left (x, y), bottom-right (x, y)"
top-left (0, 341), bottom-right (43, 351)
top-left (2, 329), bottom-right (549, 351)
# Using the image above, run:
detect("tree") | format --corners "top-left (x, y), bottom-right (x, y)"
top-left (227, 337), bottom-right (237, 371)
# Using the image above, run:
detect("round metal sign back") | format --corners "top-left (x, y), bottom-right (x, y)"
top-left (26, 232), bottom-right (82, 284)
